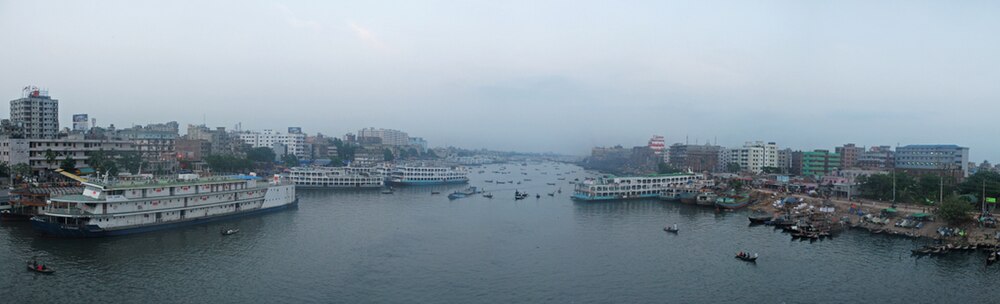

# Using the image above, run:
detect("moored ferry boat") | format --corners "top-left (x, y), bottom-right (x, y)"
top-left (31, 173), bottom-right (297, 238)
top-left (659, 186), bottom-right (699, 202)
top-left (288, 166), bottom-right (384, 189)
top-left (572, 173), bottom-right (701, 201)
top-left (388, 165), bottom-right (469, 186)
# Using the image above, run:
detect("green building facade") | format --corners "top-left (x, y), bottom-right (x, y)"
top-left (801, 149), bottom-right (840, 177)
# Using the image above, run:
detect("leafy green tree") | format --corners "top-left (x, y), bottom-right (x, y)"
top-left (282, 154), bottom-right (299, 167)
top-left (383, 149), bottom-right (395, 162)
top-left (12, 163), bottom-right (32, 180)
top-left (87, 150), bottom-right (114, 175)
top-left (0, 161), bottom-right (9, 177)
top-left (958, 171), bottom-right (1000, 202)
top-left (426, 150), bottom-right (439, 159)
top-left (762, 166), bottom-right (781, 174)
top-left (726, 162), bottom-right (741, 173)
top-left (117, 151), bottom-right (144, 174)
top-left (915, 174), bottom-right (955, 204)
top-left (936, 195), bottom-right (974, 225)
top-left (857, 172), bottom-right (920, 203)
top-left (247, 147), bottom-right (277, 163)
top-left (205, 155), bottom-right (253, 173)
top-left (332, 138), bottom-right (356, 161)
top-left (657, 162), bottom-right (679, 174)
top-left (44, 149), bottom-right (57, 169)
top-left (60, 154), bottom-right (77, 172)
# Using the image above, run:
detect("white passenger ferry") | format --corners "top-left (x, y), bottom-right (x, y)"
top-left (287, 166), bottom-right (384, 189)
top-left (388, 165), bottom-right (468, 186)
top-left (572, 173), bottom-right (701, 201)
top-left (31, 172), bottom-right (297, 237)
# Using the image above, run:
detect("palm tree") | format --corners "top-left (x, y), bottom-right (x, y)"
top-left (44, 149), bottom-right (57, 170)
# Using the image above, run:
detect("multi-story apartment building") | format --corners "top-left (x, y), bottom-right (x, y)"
top-left (409, 137), bottom-right (428, 153)
top-left (186, 124), bottom-right (242, 156)
top-left (835, 143), bottom-right (865, 169)
top-left (801, 149), bottom-right (841, 177)
top-left (117, 121), bottom-right (180, 173)
top-left (894, 144), bottom-right (970, 178)
top-left (176, 138), bottom-right (211, 162)
top-left (10, 87), bottom-right (59, 139)
top-left (353, 146), bottom-right (386, 166)
top-left (858, 145), bottom-right (894, 169)
top-left (777, 148), bottom-right (794, 174)
top-left (718, 141), bottom-right (778, 174)
top-left (238, 129), bottom-right (306, 158)
top-left (668, 143), bottom-right (720, 172)
top-left (648, 135), bottom-right (666, 161)
top-left (0, 134), bottom-right (136, 174)
top-left (358, 127), bottom-right (409, 146)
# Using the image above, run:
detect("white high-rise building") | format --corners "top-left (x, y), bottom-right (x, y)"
top-left (718, 141), bottom-right (779, 173)
top-left (357, 127), bottom-right (409, 146)
top-left (239, 129), bottom-right (306, 158)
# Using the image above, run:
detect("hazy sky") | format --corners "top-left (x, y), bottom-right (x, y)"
top-left (1, 1), bottom-right (998, 160)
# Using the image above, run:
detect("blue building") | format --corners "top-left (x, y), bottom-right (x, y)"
top-left (894, 144), bottom-right (969, 178)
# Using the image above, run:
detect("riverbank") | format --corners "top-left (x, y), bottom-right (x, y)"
top-left (750, 189), bottom-right (1000, 247)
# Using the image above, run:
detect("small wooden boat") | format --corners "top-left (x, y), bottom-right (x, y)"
top-left (222, 229), bottom-right (239, 236)
top-left (664, 224), bottom-right (679, 233)
top-left (715, 193), bottom-right (752, 209)
top-left (748, 211), bottom-right (772, 224)
top-left (431, 191), bottom-right (441, 195)
top-left (26, 263), bottom-right (55, 274)
top-left (515, 191), bottom-right (528, 200)
top-left (483, 193), bottom-right (493, 199)
top-left (735, 253), bottom-right (758, 262)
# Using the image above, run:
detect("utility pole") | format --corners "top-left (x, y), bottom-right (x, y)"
top-left (892, 169), bottom-right (896, 204)
top-left (939, 170), bottom-right (944, 205)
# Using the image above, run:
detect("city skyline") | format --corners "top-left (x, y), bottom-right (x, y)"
top-left (2, 1), bottom-right (998, 160)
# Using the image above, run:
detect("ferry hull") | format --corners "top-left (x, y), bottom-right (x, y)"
top-left (30, 199), bottom-right (298, 238)
top-left (387, 179), bottom-right (468, 186)
top-left (571, 193), bottom-right (659, 201)
top-left (294, 184), bottom-right (382, 190)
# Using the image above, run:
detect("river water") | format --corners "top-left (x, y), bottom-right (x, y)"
top-left (1, 163), bottom-right (996, 303)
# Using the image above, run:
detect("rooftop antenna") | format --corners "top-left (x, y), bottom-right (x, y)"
top-left (686, 135), bottom-right (689, 145)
